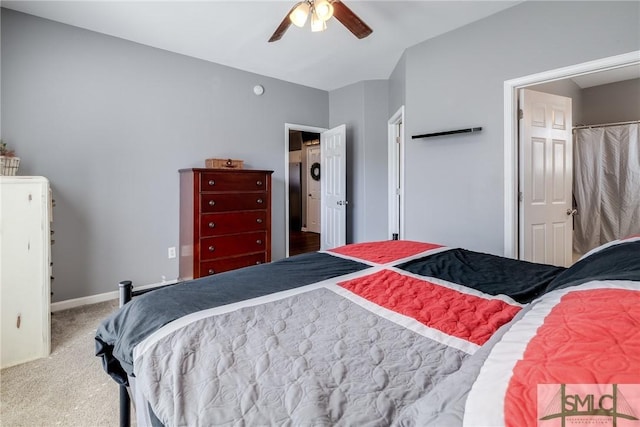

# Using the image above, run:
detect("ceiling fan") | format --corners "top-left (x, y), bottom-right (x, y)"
top-left (269, 0), bottom-right (373, 42)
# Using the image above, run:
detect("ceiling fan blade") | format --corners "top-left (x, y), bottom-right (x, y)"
top-left (268, 4), bottom-right (298, 42)
top-left (331, 0), bottom-right (373, 39)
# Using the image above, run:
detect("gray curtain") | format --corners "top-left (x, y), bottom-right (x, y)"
top-left (573, 123), bottom-right (640, 254)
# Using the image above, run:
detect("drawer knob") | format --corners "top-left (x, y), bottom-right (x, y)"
top-left (209, 200), bottom-right (216, 206)
top-left (256, 180), bottom-right (263, 186)
top-left (209, 246), bottom-right (215, 252)
top-left (208, 222), bottom-right (215, 228)
top-left (208, 180), bottom-right (215, 186)
top-left (256, 218), bottom-right (263, 224)
top-left (256, 239), bottom-right (262, 245)
top-left (256, 198), bottom-right (263, 204)
top-left (208, 269), bottom-right (215, 275)
top-left (256, 261), bottom-right (262, 265)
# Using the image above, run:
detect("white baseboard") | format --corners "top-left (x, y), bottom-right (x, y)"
top-left (50, 279), bottom-right (179, 312)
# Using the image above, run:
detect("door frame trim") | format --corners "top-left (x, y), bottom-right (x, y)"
top-left (284, 123), bottom-right (327, 257)
top-left (503, 50), bottom-right (640, 259)
top-left (388, 106), bottom-right (405, 240)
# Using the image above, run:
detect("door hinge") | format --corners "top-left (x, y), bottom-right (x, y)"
top-left (518, 191), bottom-right (523, 202)
top-left (518, 109), bottom-right (523, 120)
top-left (396, 136), bottom-right (400, 144)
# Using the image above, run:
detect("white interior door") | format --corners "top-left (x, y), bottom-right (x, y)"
top-left (306, 146), bottom-right (321, 233)
top-left (519, 89), bottom-right (573, 267)
top-left (321, 124), bottom-right (347, 250)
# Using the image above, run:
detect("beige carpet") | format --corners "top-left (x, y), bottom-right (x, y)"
top-left (1, 300), bottom-right (125, 427)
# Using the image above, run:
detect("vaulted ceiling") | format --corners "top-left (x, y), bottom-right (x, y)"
top-left (2, 1), bottom-right (521, 91)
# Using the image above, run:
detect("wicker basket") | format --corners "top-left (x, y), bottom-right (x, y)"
top-left (0, 156), bottom-right (20, 176)
top-left (205, 158), bottom-right (244, 169)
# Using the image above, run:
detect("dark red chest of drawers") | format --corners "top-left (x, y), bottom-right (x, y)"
top-left (179, 168), bottom-right (273, 279)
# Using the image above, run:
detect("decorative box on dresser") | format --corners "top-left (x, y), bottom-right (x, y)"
top-left (0, 176), bottom-right (52, 368)
top-left (179, 168), bottom-right (274, 280)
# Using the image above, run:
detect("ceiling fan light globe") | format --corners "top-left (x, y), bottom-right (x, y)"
top-left (314, 0), bottom-right (334, 21)
top-left (289, 2), bottom-right (310, 27)
top-left (310, 10), bottom-right (327, 32)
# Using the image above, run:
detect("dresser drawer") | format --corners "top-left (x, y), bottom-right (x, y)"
top-left (200, 172), bottom-right (267, 192)
top-left (200, 232), bottom-right (266, 260)
top-left (200, 253), bottom-right (266, 276)
top-left (200, 193), bottom-right (267, 213)
top-left (200, 211), bottom-right (267, 237)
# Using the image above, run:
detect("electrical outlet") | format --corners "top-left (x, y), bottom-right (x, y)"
top-left (168, 247), bottom-right (176, 259)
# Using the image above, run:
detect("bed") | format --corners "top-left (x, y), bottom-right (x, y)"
top-left (95, 237), bottom-right (640, 426)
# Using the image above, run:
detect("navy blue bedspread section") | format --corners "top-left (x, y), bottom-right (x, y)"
top-left (95, 252), bottom-right (370, 385)
top-left (546, 240), bottom-right (640, 292)
top-left (396, 249), bottom-right (566, 304)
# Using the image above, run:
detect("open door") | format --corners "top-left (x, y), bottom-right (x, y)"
top-left (519, 89), bottom-right (573, 267)
top-left (320, 124), bottom-right (347, 250)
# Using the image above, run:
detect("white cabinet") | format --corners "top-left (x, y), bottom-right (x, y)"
top-left (0, 176), bottom-right (51, 368)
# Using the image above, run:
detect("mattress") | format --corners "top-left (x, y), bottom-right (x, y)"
top-left (95, 238), bottom-right (640, 426)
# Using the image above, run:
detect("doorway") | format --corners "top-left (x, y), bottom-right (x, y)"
top-left (388, 106), bottom-right (405, 240)
top-left (504, 51), bottom-right (640, 261)
top-left (285, 124), bottom-right (326, 257)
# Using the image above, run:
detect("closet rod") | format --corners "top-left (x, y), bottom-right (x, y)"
top-left (573, 119), bottom-right (640, 130)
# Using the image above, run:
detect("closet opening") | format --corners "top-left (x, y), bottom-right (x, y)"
top-left (504, 51), bottom-right (640, 263)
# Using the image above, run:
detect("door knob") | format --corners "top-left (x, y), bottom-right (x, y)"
top-left (566, 208), bottom-right (578, 216)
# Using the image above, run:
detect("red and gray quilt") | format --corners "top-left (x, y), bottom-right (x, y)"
top-left (96, 238), bottom-right (639, 426)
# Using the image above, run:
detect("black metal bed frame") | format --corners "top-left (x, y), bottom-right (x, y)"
top-left (118, 280), bottom-right (134, 427)
top-left (118, 280), bottom-right (178, 427)
top-left (118, 279), bottom-right (182, 427)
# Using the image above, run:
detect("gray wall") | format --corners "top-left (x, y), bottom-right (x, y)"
top-left (361, 80), bottom-right (390, 242)
top-left (402, 1), bottom-right (639, 256)
top-left (581, 78), bottom-right (640, 124)
top-left (329, 80), bottom-right (389, 244)
top-left (1, 9), bottom-right (329, 301)
top-left (388, 52), bottom-right (406, 117)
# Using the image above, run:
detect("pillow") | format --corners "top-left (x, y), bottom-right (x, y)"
top-left (545, 237), bottom-right (640, 293)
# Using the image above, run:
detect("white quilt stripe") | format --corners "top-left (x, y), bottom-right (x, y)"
top-left (462, 280), bottom-right (640, 427)
top-left (317, 250), bottom-right (381, 267)
top-left (328, 284), bottom-right (480, 355)
top-left (387, 266), bottom-right (525, 307)
top-left (379, 245), bottom-right (455, 267)
top-left (319, 245), bottom-right (454, 268)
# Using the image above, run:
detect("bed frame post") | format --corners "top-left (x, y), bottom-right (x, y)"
top-left (119, 280), bottom-right (133, 307)
top-left (119, 383), bottom-right (131, 427)
top-left (118, 281), bottom-right (133, 427)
